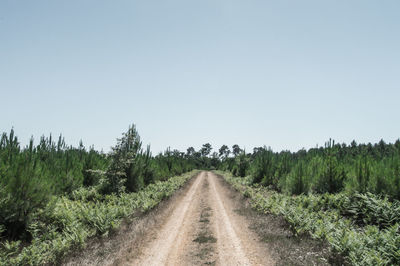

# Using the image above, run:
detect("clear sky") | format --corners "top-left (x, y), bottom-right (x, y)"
top-left (1, 0), bottom-right (399, 154)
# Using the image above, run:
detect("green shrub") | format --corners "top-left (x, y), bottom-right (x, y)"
top-left (251, 148), bottom-right (276, 187)
top-left (285, 162), bottom-right (309, 195)
top-left (219, 171), bottom-right (400, 265)
top-left (0, 159), bottom-right (51, 240)
top-left (0, 170), bottom-right (199, 265)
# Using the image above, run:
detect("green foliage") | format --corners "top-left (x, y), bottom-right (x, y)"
top-left (342, 192), bottom-right (400, 229)
top-left (200, 143), bottom-right (212, 157)
top-left (0, 171), bottom-right (199, 265)
top-left (232, 144), bottom-right (242, 157)
top-left (251, 147), bottom-right (275, 186)
top-left (219, 171), bottom-right (400, 266)
top-left (285, 161), bottom-right (309, 195)
top-left (1, 126), bottom-right (399, 265)
top-left (0, 124), bottom-right (196, 264)
top-left (315, 156), bottom-right (346, 194)
top-left (157, 147), bottom-right (196, 177)
top-left (0, 130), bottom-right (108, 241)
top-left (99, 125), bottom-right (194, 195)
top-left (218, 145), bottom-right (230, 159)
top-left (219, 139), bottom-right (400, 200)
top-left (354, 155), bottom-right (371, 194)
top-left (0, 170), bottom-right (50, 241)
top-left (100, 124), bottom-right (143, 194)
top-left (232, 152), bottom-right (249, 177)
top-left (82, 149), bottom-right (105, 187)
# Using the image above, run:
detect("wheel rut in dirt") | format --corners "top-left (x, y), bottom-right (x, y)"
top-left (123, 171), bottom-right (273, 266)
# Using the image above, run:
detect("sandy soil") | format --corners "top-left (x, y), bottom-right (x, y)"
top-left (121, 171), bottom-right (274, 266)
top-left (64, 171), bottom-right (332, 266)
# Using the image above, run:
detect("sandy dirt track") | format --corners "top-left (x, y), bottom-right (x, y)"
top-left (123, 171), bottom-right (273, 266)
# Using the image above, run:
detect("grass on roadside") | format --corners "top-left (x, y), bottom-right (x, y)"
top-left (215, 170), bottom-right (400, 266)
top-left (0, 170), bottom-right (199, 266)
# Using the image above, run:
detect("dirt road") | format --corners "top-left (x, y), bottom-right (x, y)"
top-left (123, 171), bottom-right (274, 266)
top-left (65, 171), bottom-right (331, 265)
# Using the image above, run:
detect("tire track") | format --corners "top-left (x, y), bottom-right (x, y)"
top-left (127, 171), bottom-right (204, 265)
top-left (208, 172), bottom-right (251, 265)
top-left (124, 171), bottom-right (273, 265)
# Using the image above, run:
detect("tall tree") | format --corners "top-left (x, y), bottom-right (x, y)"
top-left (186, 147), bottom-right (195, 157)
top-left (218, 145), bottom-right (230, 159)
top-left (200, 143), bottom-right (212, 157)
top-left (232, 144), bottom-right (241, 157)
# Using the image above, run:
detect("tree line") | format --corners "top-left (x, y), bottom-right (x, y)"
top-left (0, 125), bottom-right (195, 241)
top-left (215, 139), bottom-right (400, 200)
top-left (1, 124), bottom-right (399, 243)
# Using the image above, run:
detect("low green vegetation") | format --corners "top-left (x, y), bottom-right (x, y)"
top-left (1, 125), bottom-right (399, 265)
top-left (214, 139), bottom-right (400, 264)
top-left (219, 171), bottom-right (400, 265)
top-left (218, 139), bottom-right (400, 199)
top-left (0, 170), bottom-right (198, 265)
top-left (0, 125), bottom-right (198, 265)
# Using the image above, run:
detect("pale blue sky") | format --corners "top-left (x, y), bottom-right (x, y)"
top-left (1, 0), bottom-right (399, 154)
